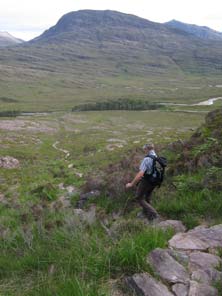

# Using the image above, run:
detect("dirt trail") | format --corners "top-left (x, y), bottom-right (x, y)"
top-left (52, 141), bottom-right (83, 177)
top-left (52, 141), bottom-right (70, 159)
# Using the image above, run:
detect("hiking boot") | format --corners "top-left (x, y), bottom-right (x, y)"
top-left (137, 211), bottom-right (147, 219)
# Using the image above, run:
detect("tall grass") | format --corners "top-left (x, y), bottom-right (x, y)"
top-left (0, 215), bottom-right (172, 295)
top-left (155, 172), bottom-right (222, 228)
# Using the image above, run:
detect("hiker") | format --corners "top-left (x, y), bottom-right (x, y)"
top-left (126, 143), bottom-right (159, 220)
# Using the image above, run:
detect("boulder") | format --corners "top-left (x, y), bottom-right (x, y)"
top-left (167, 249), bottom-right (189, 266)
top-left (188, 280), bottom-right (218, 296)
top-left (169, 233), bottom-right (208, 251)
top-left (155, 220), bottom-right (186, 233)
top-left (0, 156), bottom-right (19, 169)
top-left (191, 268), bottom-right (222, 285)
top-left (126, 273), bottom-right (174, 296)
top-left (148, 248), bottom-right (189, 284)
top-left (169, 224), bottom-right (222, 251)
top-left (189, 224), bottom-right (222, 248)
top-left (189, 251), bottom-right (221, 272)
top-left (172, 283), bottom-right (189, 296)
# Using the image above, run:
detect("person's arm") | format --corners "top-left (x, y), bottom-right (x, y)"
top-left (126, 170), bottom-right (144, 188)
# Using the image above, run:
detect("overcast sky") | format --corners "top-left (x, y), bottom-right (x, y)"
top-left (1, 0), bottom-right (222, 40)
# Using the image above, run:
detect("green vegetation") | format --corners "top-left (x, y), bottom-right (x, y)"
top-left (0, 110), bottom-right (21, 117)
top-left (1, 11), bottom-right (222, 293)
top-left (1, 11), bottom-right (222, 112)
top-left (153, 108), bottom-right (222, 228)
top-left (0, 213), bottom-right (172, 295)
top-left (155, 173), bottom-right (222, 229)
top-left (72, 98), bottom-right (164, 111)
top-left (0, 106), bottom-right (222, 294)
top-left (0, 109), bottom-right (204, 295)
top-left (214, 249), bottom-right (222, 293)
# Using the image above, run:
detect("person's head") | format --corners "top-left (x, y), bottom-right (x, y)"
top-left (143, 143), bottom-right (154, 154)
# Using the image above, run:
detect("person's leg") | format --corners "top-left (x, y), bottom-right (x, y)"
top-left (145, 184), bottom-right (155, 204)
top-left (136, 180), bottom-right (158, 220)
top-left (143, 183), bottom-right (158, 219)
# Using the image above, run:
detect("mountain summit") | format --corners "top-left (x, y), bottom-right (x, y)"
top-left (3, 10), bottom-right (222, 76)
top-left (28, 10), bottom-right (222, 75)
top-left (1, 10), bottom-right (222, 110)
top-left (33, 9), bottom-right (162, 43)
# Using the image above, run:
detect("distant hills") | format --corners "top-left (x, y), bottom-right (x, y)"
top-left (5, 10), bottom-right (222, 75)
top-left (1, 10), bottom-right (222, 111)
top-left (0, 31), bottom-right (23, 47)
top-left (165, 20), bottom-right (222, 41)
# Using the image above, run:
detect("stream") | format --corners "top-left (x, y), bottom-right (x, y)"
top-left (160, 97), bottom-right (222, 107)
top-left (19, 97), bottom-right (222, 117)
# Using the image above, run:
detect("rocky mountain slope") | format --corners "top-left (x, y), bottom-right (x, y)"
top-left (165, 20), bottom-right (222, 41)
top-left (2, 10), bottom-right (222, 76)
top-left (1, 10), bottom-right (222, 111)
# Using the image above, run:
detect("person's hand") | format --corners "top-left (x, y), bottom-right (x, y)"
top-left (126, 182), bottom-right (133, 189)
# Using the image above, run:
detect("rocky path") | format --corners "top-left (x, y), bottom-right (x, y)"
top-left (126, 222), bottom-right (222, 296)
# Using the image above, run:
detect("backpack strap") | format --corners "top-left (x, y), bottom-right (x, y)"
top-left (145, 154), bottom-right (157, 176)
top-left (146, 154), bottom-right (157, 160)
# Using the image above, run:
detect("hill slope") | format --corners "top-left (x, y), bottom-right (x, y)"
top-left (1, 10), bottom-right (222, 111)
top-left (0, 32), bottom-right (24, 47)
top-left (165, 19), bottom-right (222, 41)
top-left (24, 10), bottom-right (222, 75)
top-left (155, 107), bottom-right (222, 227)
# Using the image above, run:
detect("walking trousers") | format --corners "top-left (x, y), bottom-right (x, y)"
top-left (136, 178), bottom-right (158, 219)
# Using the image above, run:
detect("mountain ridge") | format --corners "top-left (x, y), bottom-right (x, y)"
top-left (165, 19), bottom-right (222, 41)
top-left (1, 10), bottom-right (222, 111)
top-left (25, 10), bottom-right (222, 75)
top-left (32, 9), bottom-right (167, 44)
top-left (34, 11), bottom-right (222, 43)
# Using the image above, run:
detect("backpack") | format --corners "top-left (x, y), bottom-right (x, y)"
top-left (144, 155), bottom-right (167, 187)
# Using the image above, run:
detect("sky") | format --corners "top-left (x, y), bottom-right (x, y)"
top-left (1, 0), bottom-right (222, 41)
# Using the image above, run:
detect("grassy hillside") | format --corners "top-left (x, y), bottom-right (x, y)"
top-left (1, 10), bottom-right (222, 112)
top-left (1, 107), bottom-right (222, 294)
top-left (0, 9), bottom-right (222, 294)
top-left (0, 110), bottom-right (205, 295)
top-left (154, 108), bottom-right (222, 228)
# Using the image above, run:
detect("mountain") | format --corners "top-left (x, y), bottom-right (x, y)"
top-left (33, 10), bottom-right (162, 42)
top-left (1, 10), bottom-right (222, 111)
top-left (165, 20), bottom-right (222, 41)
top-left (10, 10), bottom-right (222, 76)
top-left (0, 31), bottom-right (24, 47)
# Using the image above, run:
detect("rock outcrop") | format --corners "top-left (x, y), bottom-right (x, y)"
top-left (154, 219), bottom-right (186, 234)
top-left (126, 273), bottom-right (174, 296)
top-left (148, 248), bottom-right (190, 284)
top-left (169, 224), bottom-right (222, 251)
top-left (126, 223), bottom-right (222, 296)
